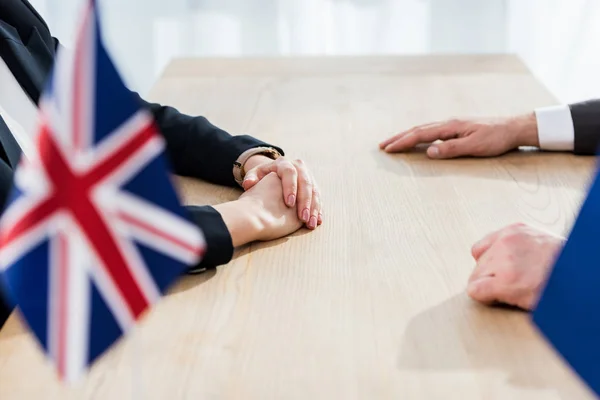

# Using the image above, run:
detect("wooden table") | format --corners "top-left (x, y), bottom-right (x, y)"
top-left (0, 55), bottom-right (596, 399)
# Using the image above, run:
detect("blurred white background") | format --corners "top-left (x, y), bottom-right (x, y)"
top-left (28, 0), bottom-right (600, 105)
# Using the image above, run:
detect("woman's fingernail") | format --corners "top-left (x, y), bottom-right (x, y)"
top-left (309, 216), bottom-right (318, 229)
top-left (428, 146), bottom-right (439, 158)
top-left (287, 194), bottom-right (296, 207)
top-left (302, 208), bottom-right (310, 222)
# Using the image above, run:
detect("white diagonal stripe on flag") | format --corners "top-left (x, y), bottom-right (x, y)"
top-left (0, 191), bottom-right (51, 238)
top-left (47, 230), bottom-right (60, 367)
top-left (14, 158), bottom-right (51, 197)
top-left (79, 111), bottom-right (152, 172)
top-left (114, 191), bottom-right (205, 262)
top-left (90, 126), bottom-right (164, 191)
top-left (0, 215), bottom-right (58, 271)
top-left (61, 217), bottom-right (91, 382)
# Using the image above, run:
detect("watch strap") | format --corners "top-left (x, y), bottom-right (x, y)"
top-left (233, 146), bottom-right (281, 186)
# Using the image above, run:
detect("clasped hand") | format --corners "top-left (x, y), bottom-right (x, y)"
top-left (214, 155), bottom-right (322, 248)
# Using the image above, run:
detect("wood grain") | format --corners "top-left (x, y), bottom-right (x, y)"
top-left (0, 55), bottom-right (596, 399)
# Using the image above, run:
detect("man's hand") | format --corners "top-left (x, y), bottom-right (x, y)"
top-left (379, 113), bottom-right (539, 159)
top-left (214, 173), bottom-right (303, 247)
top-left (467, 223), bottom-right (565, 311)
top-left (242, 155), bottom-right (323, 230)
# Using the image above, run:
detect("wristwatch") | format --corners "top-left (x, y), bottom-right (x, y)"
top-left (233, 146), bottom-right (281, 186)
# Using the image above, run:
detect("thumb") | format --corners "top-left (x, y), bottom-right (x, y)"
top-left (427, 138), bottom-right (474, 159)
top-left (242, 170), bottom-right (259, 190)
top-left (467, 276), bottom-right (502, 305)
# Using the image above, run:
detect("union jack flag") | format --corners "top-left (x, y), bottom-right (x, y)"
top-left (0, 0), bottom-right (205, 381)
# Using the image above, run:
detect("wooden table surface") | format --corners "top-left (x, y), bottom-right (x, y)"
top-left (0, 55), bottom-right (597, 399)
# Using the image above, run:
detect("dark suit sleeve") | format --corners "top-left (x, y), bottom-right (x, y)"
top-left (132, 94), bottom-right (284, 187)
top-left (570, 100), bottom-right (600, 155)
top-left (185, 205), bottom-right (234, 273)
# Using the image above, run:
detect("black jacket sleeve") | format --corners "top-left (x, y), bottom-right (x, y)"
top-left (185, 205), bottom-right (234, 273)
top-left (132, 94), bottom-right (284, 187)
top-left (570, 100), bottom-right (600, 155)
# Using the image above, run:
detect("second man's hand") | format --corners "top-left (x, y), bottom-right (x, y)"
top-left (467, 223), bottom-right (564, 311)
top-left (379, 113), bottom-right (539, 159)
top-left (242, 155), bottom-right (323, 230)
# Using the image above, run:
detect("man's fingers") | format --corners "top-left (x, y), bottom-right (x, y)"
top-left (382, 121), bottom-right (462, 153)
top-left (468, 244), bottom-right (499, 284)
top-left (379, 122), bottom-right (437, 149)
top-left (467, 276), bottom-right (502, 305)
top-left (471, 228), bottom-right (504, 260)
top-left (471, 223), bottom-right (526, 260)
top-left (427, 136), bottom-right (478, 159)
top-left (295, 160), bottom-right (313, 223)
top-left (380, 131), bottom-right (412, 150)
top-left (277, 161), bottom-right (298, 207)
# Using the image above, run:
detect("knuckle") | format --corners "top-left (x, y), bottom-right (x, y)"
top-left (502, 231), bottom-right (522, 244)
top-left (279, 163), bottom-right (296, 174)
top-left (299, 175), bottom-right (313, 186)
top-left (300, 192), bottom-right (312, 205)
top-left (412, 127), bottom-right (425, 137)
top-left (294, 159), bottom-right (305, 166)
top-left (312, 195), bottom-right (321, 208)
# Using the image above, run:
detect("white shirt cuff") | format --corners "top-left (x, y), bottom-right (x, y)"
top-left (534, 105), bottom-right (575, 151)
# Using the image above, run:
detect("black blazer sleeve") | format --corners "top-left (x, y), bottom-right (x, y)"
top-left (185, 205), bottom-right (234, 273)
top-left (132, 94), bottom-right (284, 187)
top-left (570, 100), bottom-right (600, 155)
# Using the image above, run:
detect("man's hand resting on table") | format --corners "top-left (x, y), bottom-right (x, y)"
top-left (213, 173), bottom-right (304, 247)
top-left (379, 114), bottom-right (539, 158)
top-left (467, 223), bottom-right (564, 311)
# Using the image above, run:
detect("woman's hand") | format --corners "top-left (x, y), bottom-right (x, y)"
top-left (242, 155), bottom-right (323, 230)
top-left (214, 172), bottom-right (303, 247)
